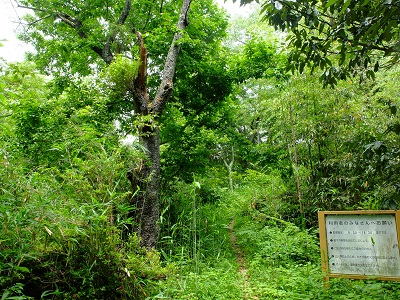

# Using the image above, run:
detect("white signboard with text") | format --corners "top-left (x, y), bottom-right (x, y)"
top-left (319, 211), bottom-right (400, 281)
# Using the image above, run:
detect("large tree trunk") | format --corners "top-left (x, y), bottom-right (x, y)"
top-left (128, 0), bottom-right (192, 249)
top-left (83, 0), bottom-right (192, 249)
top-left (128, 127), bottom-right (161, 249)
top-left (22, 0), bottom-right (192, 249)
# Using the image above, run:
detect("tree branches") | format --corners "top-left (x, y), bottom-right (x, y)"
top-left (261, 0), bottom-right (400, 85)
top-left (151, 0), bottom-right (193, 115)
top-left (17, 0), bottom-right (134, 64)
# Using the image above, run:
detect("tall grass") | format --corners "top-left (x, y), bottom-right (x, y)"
top-left (155, 169), bottom-right (400, 299)
top-left (0, 141), bottom-right (171, 299)
top-left (3, 138), bottom-right (400, 299)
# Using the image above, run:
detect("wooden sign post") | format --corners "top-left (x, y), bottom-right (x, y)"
top-left (318, 210), bottom-right (400, 282)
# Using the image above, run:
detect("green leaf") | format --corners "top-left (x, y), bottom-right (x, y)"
top-left (366, 69), bottom-right (375, 80)
top-left (1, 291), bottom-right (10, 300)
top-left (318, 21), bottom-right (325, 34)
top-left (299, 61), bottom-right (305, 73)
top-left (339, 0), bottom-right (352, 15)
top-left (361, 0), bottom-right (370, 6)
top-left (326, 0), bottom-right (339, 8)
top-left (374, 61), bottom-right (379, 72)
top-left (13, 265), bottom-right (30, 273)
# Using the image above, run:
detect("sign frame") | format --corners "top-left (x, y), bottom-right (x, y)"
top-left (318, 210), bottom-right (400, 282)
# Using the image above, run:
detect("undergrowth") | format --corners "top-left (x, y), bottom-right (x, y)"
top-left (2, 146), bottom-right (400, 299)
top-left (232, 202), bottom-right (400, 299)
top-left (152, 170), bottom-right (400, 299)
top-left (0, 142), bottom-right (171, 299)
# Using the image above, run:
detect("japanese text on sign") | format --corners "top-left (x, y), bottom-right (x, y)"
top-left (326, 214), bottom-right (400, 277)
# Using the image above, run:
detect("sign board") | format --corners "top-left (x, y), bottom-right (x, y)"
top-left (318, 210), bottom-right (400, 281)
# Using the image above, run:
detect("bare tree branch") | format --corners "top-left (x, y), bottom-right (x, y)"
top-left (131, 32), bottom-right (150, 113)
top-left (102, 0), bottom-right (133, 64)
top-left (27, 15), bottom-right (53, 26)
top-left (19, 0), bottom-right (133, 64)
top-left (17, 4), bottom-right (49, 13)
top-left (151, 0), bottom-right (192, 115)
top-left (117, 0), bottom-right (132, 25)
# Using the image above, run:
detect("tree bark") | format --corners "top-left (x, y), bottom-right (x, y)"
top-left (223, 146), bottom-right (235, 191)
top-left (128, 127), bottom-right (161, 249)
top-left (127, 0), bottom-right (193, 249)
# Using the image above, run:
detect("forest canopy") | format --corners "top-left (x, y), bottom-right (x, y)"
top-left (257, 0), bottom-right (400, 85)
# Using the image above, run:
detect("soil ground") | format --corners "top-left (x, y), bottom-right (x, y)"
top-left (228, 219), bottom-right (258, 300)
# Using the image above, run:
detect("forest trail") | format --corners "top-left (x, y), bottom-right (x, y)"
top-left (228, 219), bottom-right (258, 300)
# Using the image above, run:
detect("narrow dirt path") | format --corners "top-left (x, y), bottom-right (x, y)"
top-left (228, 218), bottom-right (258, 300)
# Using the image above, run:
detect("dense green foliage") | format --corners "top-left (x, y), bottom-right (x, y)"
top-left (258, 0), bottom-right (400, 85)
top-left (16, 0), bottom-right (234, 249)
top-left (2, 0), bottom-right (400, 298)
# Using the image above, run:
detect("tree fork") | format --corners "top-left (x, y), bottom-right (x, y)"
top-left (127, 0), bottom-right (193, 249)
top-left (20, 0), bottom-right (193, 250)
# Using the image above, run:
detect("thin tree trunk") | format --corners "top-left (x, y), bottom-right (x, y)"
top-left (289, 101), bottom-right (305, 229)
top-left (223, 146), bottom-right (235, 190)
